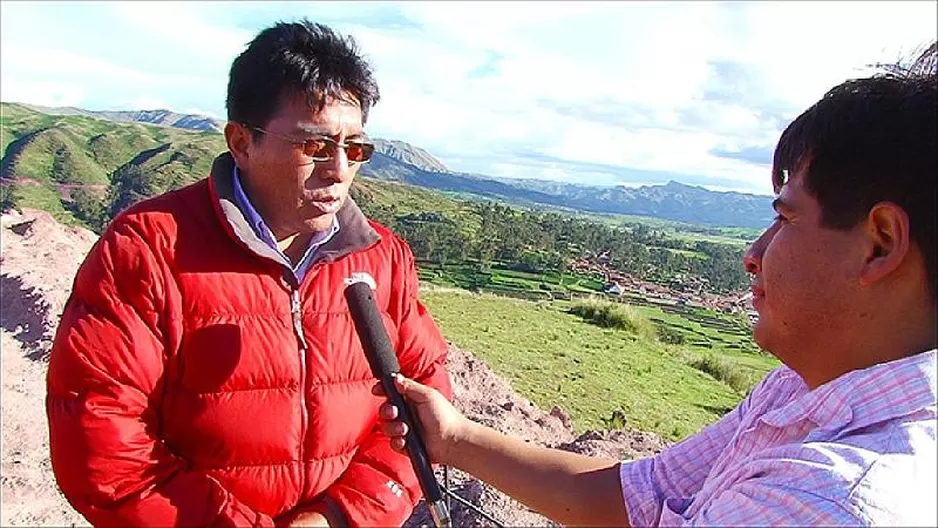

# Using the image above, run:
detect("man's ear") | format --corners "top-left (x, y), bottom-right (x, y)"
top-left (224, 122), bottom-right (251, 168)
top-left (858, 202), bottom-right (911, 287)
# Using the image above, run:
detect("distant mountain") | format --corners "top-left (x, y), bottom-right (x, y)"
top-left (372, 139), bottom-right (450, 173)
top-left (360, 142), bottom-right (773, 228)
top-left (360, 150), bottom-right (564, 208)
top-left (18, 104), bottom-right (224, 132)
top-left (2, 101), bottom-right (773, 229)
top-left (496, 178), bottom-right (774, 228)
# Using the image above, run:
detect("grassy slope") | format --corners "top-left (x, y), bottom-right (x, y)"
top-left (354, 177), bottom-right (482, 232)
top-left (422, 290), bottom-right (779, 441)
top-left (417, 262), bottom-right (605, 297)
top-left (586, 211), bottom-right (763, 247)
top-left (1, 103), bottom-right (228, 225)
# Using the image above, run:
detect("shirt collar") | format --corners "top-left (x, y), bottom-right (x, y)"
top-left (760, 349), bottom-right (937, 433)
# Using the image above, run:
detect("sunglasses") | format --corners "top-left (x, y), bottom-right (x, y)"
top-left (248, 125), bottom-right (375, 164)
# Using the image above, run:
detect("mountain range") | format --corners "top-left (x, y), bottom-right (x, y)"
top-left (364, 141), bottom-right (773, 229)
top-left (1, 102), bottom-right (774, 229)
top-left (18, 104), bottom-right (224, 132)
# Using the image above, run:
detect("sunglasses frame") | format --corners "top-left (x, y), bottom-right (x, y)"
top-left (247, 125), bottom-right (374, 164)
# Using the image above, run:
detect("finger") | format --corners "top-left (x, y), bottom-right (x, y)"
top-left (391, 437), bottom-right (406, 452)
top-left (380, 420), bottom-right (408, 439)
top-left (393, 374), bottom-right (435, 403)
top-left (371, 382), bottom-right (385, 396)
top-left (378, 403), bottom-right (399, 421)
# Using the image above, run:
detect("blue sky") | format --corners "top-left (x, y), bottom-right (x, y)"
top-left (1, 1), bottom-right (935, 196)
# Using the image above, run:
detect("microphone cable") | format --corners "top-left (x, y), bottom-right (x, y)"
top-left (436, 465), bottom-right (506, 528)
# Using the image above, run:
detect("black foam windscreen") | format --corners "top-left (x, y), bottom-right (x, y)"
top-left (344, 281), bottom-right (401, 376)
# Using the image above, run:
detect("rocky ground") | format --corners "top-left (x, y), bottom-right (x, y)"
top-left (0, 209), bottom-right (669, 527)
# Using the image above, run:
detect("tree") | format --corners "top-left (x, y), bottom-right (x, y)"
top-left (68, 187), bottom-right (109, 233)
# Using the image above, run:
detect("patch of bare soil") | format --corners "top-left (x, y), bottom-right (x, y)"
top-left (1, 209), bottom-right (97, 526)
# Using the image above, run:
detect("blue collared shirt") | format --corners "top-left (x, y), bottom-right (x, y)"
top-left (231, 166), bottom-right (339, 284)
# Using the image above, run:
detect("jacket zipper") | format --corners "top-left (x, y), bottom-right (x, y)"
top-left (290, 287), bottom-right (310, 500)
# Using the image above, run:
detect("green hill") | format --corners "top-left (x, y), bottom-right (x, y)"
top-left (0, 102), bottom-right (483, 233)
top-left (1, 102), bottom-right (225, 228)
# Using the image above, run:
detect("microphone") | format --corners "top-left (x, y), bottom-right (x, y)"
top-left (344, 280), bottom-right (451, 528)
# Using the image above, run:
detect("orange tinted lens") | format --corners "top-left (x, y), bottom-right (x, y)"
top-left (347, 142), bottom-right (374, 162)
top-left (304, 139), bottom-right (335, 160)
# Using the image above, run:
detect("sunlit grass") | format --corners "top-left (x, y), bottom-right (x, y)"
top-left (420, 290), bottom-right (780, 441)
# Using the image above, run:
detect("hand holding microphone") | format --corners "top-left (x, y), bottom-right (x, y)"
top-left (373, 373), bottom-right (469, 466)
top-left (344, 281), bottom-right (456, 528)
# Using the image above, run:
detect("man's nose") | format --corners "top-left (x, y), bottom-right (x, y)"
top-left (743, 244), bottom-right (761, 275)
top-left (744, 223), bottom-right (776, 275)
top-left (316, 149), bottom-right (350, 183)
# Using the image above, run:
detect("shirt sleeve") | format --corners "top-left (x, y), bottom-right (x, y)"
top-left (664, 435), bottom-right (929, 527)
top-left (618, 369), bottom-right (784, 527)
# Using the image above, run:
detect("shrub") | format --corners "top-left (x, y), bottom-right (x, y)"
top-left (656, 325), bottom-right (686, 344)
top-left (569, 298), bottom-right (656, 341)
top-left (601, 409), bottom-right (628, 430)
top-left (686, 354), bottom-right (749, 393)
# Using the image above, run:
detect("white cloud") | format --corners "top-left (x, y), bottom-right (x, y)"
top-left (114, 97), bottom-right (174, 111)
top-left (0, 80), bottom-right (86, 108)
top-left (2, 46), bottom-right (152, 82)
top-left (106, 2), bottom-right (253, 62)
top-left (2, 0), bottom-right (934, 196)
top-left (361, 0), bottom-right (935, 195)
top-left (182, 107), bottom-right (223, 119)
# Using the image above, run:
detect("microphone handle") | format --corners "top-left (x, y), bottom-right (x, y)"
top-left (380, 373), bottom-right (445, 504)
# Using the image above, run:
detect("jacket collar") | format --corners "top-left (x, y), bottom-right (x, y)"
top-left (208, 152), bottom-right (381, 276)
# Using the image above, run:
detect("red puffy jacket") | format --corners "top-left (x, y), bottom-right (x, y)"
top-left (47, 153), bottom-right (452, 527)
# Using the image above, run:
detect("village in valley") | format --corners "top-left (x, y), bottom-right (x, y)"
top-left (570, 253), bottom-right (757, 322)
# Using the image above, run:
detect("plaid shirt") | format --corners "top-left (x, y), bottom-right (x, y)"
top-left (620, 349), bottom-right (937, 526)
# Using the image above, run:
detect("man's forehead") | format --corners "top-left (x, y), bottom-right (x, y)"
top-left (773, 153), bottom-right (812, 194)
top-left (278, 91), bottom-right (362, 118)
top-left (774, 169), bottom-right (813, 213)
top-left (294, 116), bottom-right (364, 136)
top-left (282, 102), bottom-right (364, 136)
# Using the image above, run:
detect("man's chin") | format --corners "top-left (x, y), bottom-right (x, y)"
top-left (301, 214), bottom-right (336, 234)
top-left (751, 318), bottom-right (769, 348)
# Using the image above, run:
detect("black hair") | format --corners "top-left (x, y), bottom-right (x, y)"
top-left (226, 19), bottom-right (380, 129)
top-left (772, 42), bottom-right (937, 298)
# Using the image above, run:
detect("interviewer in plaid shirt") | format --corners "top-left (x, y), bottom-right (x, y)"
top-left (377, 44), bottom-right (937, 526)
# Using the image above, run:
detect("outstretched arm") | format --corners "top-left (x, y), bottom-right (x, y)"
top-left (381, 369), bottom-right (771, 528)
top-left (378, 375), bottom-right (628, 527)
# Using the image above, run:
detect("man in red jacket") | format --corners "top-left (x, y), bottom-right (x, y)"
top-left (46, 19), bottom-right (452, 527)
